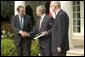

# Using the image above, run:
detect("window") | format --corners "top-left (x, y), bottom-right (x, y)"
top-left (73, 1), bottom-right (80, 33)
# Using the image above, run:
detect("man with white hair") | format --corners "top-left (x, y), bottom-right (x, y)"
top-left (42, 1), bottom-right (69, 56)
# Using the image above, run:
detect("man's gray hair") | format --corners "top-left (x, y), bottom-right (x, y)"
top-left (36, 5), bottom-right (46, 13)
top-left (51, 1), bottom-right (61, 8)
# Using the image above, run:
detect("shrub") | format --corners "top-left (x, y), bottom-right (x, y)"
top-left (1, 30), bottom-right (14, 40)
top-left (1, 22), bottom-right (13, 33)
top-left (1, 1), bottom-right (14, 22)
top-left (1, 39), bottom-right (40, 56)
top-left (31, 40), bottom-right (40, 56)
top-left (1, 39), bottom-right (17, 56)
top-left (1, 32), bottom-right (40, 56)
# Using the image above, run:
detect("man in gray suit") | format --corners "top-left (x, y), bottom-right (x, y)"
top-left (11, 5), bottom-right (32, 56)
top-left (42, 1), bottom-right (69, 56)
top-left (28, 5), bottom-right (54, 56)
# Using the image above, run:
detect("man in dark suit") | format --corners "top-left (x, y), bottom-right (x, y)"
top-left (42, 1), bottom-right (69, 56)
top-left (28, 5), bottom-right (54, 56)
top-left (11, 5), bottom-right (32, 56)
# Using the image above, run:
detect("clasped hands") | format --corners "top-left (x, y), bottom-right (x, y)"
top-left (19, 30), bottom-right (30, 37)
top-left (19, 30), bottom-right (48, 37)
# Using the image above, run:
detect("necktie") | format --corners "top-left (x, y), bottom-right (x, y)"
top-left (20, 16), bottom-right (24, 29)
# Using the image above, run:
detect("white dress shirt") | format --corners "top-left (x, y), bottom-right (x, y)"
top-left (39, 14), bottom-right (46, 30)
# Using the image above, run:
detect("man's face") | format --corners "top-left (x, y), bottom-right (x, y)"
top-left (36, 8), bottom-right (41, 17)
top-left (50, 3), bottom-right (56, 12)
top-left (18, 8), bottom-right (25, 16)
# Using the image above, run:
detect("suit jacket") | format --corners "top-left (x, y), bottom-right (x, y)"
top-left (48, 9), bottom-right (69, 52)
top-left (29, 14), bottom-right (54, 44)
top-left (11, 15), bottom-right (32, 46)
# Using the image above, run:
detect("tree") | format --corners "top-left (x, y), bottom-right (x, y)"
top-left (1, 1), bottom-right (14, 22)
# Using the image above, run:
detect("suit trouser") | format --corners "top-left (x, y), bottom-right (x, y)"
top-left (39, 38), bottom-right (52, 56)
top-left (17, 38), bottom-right (31, 56)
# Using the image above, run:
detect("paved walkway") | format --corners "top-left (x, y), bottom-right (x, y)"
top-left (67, 47), bottom-right (84, 56)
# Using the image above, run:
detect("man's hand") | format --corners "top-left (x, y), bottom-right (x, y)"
top-left (57, 47), bottom-right (62, 53)
top-left (21, 31), bottom-right (28, 37)
top-left (41, 31), bottom-right (48, 36)
top-left (21, 31), bottom-right (30, 37)
top-left (19, 30), bottom-right (30, 37)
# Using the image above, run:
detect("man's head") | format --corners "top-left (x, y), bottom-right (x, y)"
top-left (17, 5), bottom-right (25, 16)
top-left (50, 1), bottom-right (61, 12)
top-left (36, 5), bottom-right (46, 17)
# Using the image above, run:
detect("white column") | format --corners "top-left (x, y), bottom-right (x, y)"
top-left (80, 1), bottom-right (84, 36)
top-left (14, 1), bottom-right (25, 15)
top-left (60, 1), bottom-right (73, 48)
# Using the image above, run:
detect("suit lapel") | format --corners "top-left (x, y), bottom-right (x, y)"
top-left (40, 15), bottom-right (47, 30)
top-left (16, 15), bottom-right (21, 29)
top-left (41, 15), bottom-right (46, 27)
top-left (38, 18), bottom-right (40, 30)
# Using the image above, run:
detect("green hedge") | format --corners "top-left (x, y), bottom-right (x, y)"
top-left (1, 31), bottom-right (40, 56)
top-left (1, 39), bottom-right (17, 56)
top-left (1, 38), bottom-right (40, 56)
top-left (31, 40), bottom-right (40, 56)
